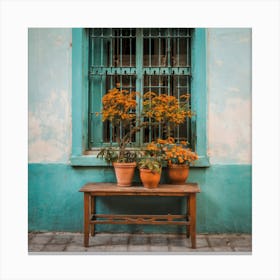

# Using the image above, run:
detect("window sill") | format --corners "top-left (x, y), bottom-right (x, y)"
top-left (70, 155), bottom-right (210, 167)
top-left (70, 155), bottom-right (110, 166)
top-left (190, 156), bottom-right (210, 167)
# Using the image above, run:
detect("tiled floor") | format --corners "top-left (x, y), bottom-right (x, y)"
top-left (28, 232), bottom-right (252, 254)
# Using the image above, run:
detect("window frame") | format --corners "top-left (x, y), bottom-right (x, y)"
top-left (71, 28), bottom-right (209, 167)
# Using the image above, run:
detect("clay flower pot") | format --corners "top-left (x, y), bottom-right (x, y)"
top-left (113, 162), bottom-right (137, 187)
top-left (168, 164), bottom-right (189, 185)
top-left (139, 168), bottom-right (161, 188)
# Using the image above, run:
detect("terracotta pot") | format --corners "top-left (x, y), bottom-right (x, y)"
top-left (168, 164), bottom-right (189, 185)
top-left (139, 168), bottom-right (161, 188)
top-left (113, 162), bottom-right (136, 187)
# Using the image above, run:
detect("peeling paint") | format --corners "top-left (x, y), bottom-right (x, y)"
top-left (29, 139), bottom-right (66, 162)
top-left (215, 59), bottom-right (224, 66)
top-left (208, 28), bottom-right (251, 164)
top-left (28, 89), bottom-right (71, 162)
top-left (208, 97), bottom-right (251, 164)
top-left (28, 29), bottom-right (72, 163)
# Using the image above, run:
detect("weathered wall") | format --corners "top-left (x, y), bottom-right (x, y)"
top-left (28, 28), bottom-right (72, 163)
top-left (28, 28), bottom-right (252, 233)
top-left (208, 28), bottom-right (251, 164)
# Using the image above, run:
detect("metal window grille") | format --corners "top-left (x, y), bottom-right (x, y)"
top-left (88, 28), bottom-right (192, 149)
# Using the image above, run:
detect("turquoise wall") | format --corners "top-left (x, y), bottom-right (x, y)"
top-left (28, 28), bottom-right (252, 233)
top-left (28, 164), bottom-right (251, 233)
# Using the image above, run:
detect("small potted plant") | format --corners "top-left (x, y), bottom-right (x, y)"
top-left (97, 85), bottom-right (139, 187)
top-left (138, 157), bottom-right (162, 188)
top-left (163, 138), bottom-right (198, 184)
top-left (138, 142), bottom-right (163, 188)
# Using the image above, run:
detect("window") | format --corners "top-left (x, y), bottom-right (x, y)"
top-left (88, 28), bottom-right (192, 149)
top-left (71, 28), bottom-right (209, 166)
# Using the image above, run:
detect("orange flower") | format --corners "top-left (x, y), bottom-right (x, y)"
top-left (163, 143), bottom-right (198, 166)
top-left (101, 88), bottom-right (138, 122)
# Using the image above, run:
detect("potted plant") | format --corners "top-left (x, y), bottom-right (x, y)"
top-left (97, 85), bottom-right (140, 187)
top-left (142, 92), bottom-right (197, 185)
top-left (138, 157), bottom-right (162, 188)
top-left (137, 141), bottom-right (164, 188)
top-left (97, 87), bottom-right (195, 187)
top-left (163, 138), bottom-right (198, 184)
top-left (97, 146), bottom-right (137, 187)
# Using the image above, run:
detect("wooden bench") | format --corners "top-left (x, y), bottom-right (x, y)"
top-left (79, 183), bottom-right (201, 249)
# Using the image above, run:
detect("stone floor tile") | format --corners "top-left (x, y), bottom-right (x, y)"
top-left (229, 236), bottom-right (252, 247)
top-left (28, 243), bottom-right (45, 252)
top-left (189, 247), bottom-right (214, 252)
top-left (64, 245), bottom-right (88, 252)
top-left (196, 236), bottom-right (209, 248)
top-left (212, 246), bottom-right (234, 252)
top-left (234, 247), bottom-right (252, 252)
top-left (42, 244), bottom-right (66, 252)
top-left (29, 234), bottom-right (54, 245)
top-left (88, 234), bottom-right (112, 246)
top-left (111, 235), bottom-right (129, 246)
top-left (150, 235), bottom-right (168, 246)
top-left (207, 236), bottom-right (230, 247)
top-left (28, 232), bottom-right (252, 254)
top-left (105, 245), bottom-right (129, 252)
top-left (86, 245), bottom-right (121, 252)
top-left (129, 235), bottom-right (149, 246)
top-left (28, 232), bottom-right (35, 242)
top-left (149, 246), bottom-right (169, 252)
top-left (49, 234), bottom-right (73, 245)
top-left (128, 245), bottom-right (150, 252)
top-left (70, 234), bottom-right (84, 246)
top-left (168, 246), bottom-right (193, 252)
top-left (168, 236), bottom-right (189, 247)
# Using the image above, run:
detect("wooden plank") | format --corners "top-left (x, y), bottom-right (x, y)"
top-left (90, 196), bottom-right (95, 236)
top-left (79, 183), bottom-right (200, 195)
top-left (90, 214), bottom-right (189, 225)
top-left (94, 214), bottom-right (186, 219)
top-left (189, 193), bottom-right (196, 248)
top-left (91, 220), bottom-right (190, 225)
top-left (186, 196), bottom-right (190, 238)
top-left (83, 193), bottom-right (90, 247)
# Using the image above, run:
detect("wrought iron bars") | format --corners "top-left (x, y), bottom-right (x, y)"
top-left (88, 28), bottom-right (192, 148)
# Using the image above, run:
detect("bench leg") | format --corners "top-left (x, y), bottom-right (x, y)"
top-left (84, 193), bottom-right (90, 247)
top-left (186, 196), bottom-right (190, 238)
top-left (189, 193), bottom-right (196, 249)
top-left (91, 196), bottom-right (95, 236)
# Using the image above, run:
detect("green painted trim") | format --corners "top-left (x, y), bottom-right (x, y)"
top-left (191, 156), bottom-right (210, 167)
top-left (71, 28), bottom-right (210, 167)
top-left (191, 28), bottom-right (209, 166)
top-left (70, 155), bottom-right (109, 166)
top-left (72, 28), bottom-right (89, 156)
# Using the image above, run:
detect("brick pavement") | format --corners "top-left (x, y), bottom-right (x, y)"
top-left (28, 232), bottom-right (252, 254)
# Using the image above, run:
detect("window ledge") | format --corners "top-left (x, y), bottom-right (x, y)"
top-left (70, 155), bottom-right (110, 166)
top-left (70, 155), bottom-right (210, 167)
top-left (190, 156), bottom-right (210, 167)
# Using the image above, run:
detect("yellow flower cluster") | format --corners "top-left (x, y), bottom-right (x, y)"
top-left (143, 92), bottom-right (193, 124)
top-left (144, 137), bottom-right (197, 166)
top-left (156, 137), bottom-right (175, 145)
top-left (146, 142), bottom-right (159, 152)
top-left (102, 88), bottom-right (137, 122)
top-left (165, 145), bottom-right (198, 166)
